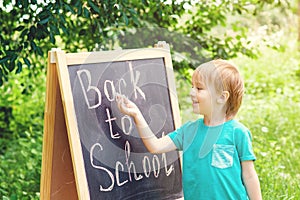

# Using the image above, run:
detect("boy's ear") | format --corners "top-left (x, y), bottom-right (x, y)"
top-left (217, 91), bottom-right (230, 104)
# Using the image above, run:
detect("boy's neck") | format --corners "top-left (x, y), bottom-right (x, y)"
top-left (203, 115), bottom-right (230, 126)
top-left (202, 103), bottom-right (233, 126)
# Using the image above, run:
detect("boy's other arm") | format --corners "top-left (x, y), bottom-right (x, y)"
top-left (116, 94), bottom-right (177, 154)
top-left (241, 160), bottom-right (262, 200)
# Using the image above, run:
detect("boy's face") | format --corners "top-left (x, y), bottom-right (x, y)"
top-left (190, 71), bottom-right (219, 116)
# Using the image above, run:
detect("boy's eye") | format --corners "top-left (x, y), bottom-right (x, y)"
top-left (192, 86), bottom-right (203, 91)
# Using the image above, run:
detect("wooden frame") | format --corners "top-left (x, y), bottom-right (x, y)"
top-left (40, 44), bottom-right (181, 199)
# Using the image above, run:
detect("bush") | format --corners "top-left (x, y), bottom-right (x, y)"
top-left (0, 67), bottom-right (45, 199)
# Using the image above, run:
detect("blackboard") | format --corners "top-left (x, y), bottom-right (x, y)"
top-left (69, 58), bottom-right (182, 199)
top-left (40, 45), bottom-right (183, 200)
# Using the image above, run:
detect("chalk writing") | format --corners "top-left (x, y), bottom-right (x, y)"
top-left (128, 61), bottom-right (146, 100)
top-left (90, 140), bottom-right (174, 192)
top-left (68, 57), bottom-right (183, 199)
top-left (77, 61), bottom-right (145, 110)
top-left (77, 69), bottom-right (102, 109)
top-left (105, 108), bottom-right (120, 139)
top-left (75, 61), bottom-right (175, 192)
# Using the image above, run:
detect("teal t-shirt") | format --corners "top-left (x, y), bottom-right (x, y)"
top-left (168, 119), bottom-right (256, 200)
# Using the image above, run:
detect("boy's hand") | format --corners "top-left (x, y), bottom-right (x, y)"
top-left (116, 94), bottom-right (140, 117)
top-left (116, 94), bottom-right (177, 154)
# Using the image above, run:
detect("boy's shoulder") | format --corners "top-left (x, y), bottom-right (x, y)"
top-left (230, 119), bottom-right (252, 138)
top-left (230, 119), bottom-right (249, 131)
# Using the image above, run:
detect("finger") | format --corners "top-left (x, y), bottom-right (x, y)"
top-left (122, 95), bottom-right (129, 104)
top-left (115, 93), bottom-right (124, 110)
top-left (115, 93), bottom-right (122, 103)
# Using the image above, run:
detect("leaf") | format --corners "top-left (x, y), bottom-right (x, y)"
top-left (50, 24), bottom-right (60, 35)
top-left (30, 41), bottom-right (37, 50)
top-left (7, 61), bottom-right (16, 72)
top-left (60, 24), bottom-right (68, 34)
top-left (24, 41), bottom-right (28, 48)
top-left (16, 61), bottom-right (22, 74)
top-left (128, 8), bottom-right (137, 14)
top-left (20, 28), bottom-right (28, 38)
top-left (38, 16), bottom-right (50, 24)
top-left (23, 57), bottom-right (31, 67)
top-left (123, 14), bottom-right (129, 25)
top-left (36, 46), bottom-right (43, 56)
top-left (59, 14), bottom-right (66, 24)
top-left (28, 26), bottom-right (37, 39)
top-left (64, 3), bottom-right (75, 14)
top-left (0, 74), bottom-right (3, 86)
top-left (14, 26), bottom-right (25, 31)
top-left (88, 0), bottom-right (101, 14)
top-left (20, 0), bottom-right (29, 8)
top-left (38, 9), bottom-right (50, 19)
top-left (132, 15), bottom-right (140, 26)
top-left (83, 7), bottom-right (90, 18)
top-left (77, 4), bottom-right (82, 15)
top-left (0, 56), bottom-right (9, 64)
top-left (50, 32), bottom-right (55, 44)
top-left (10, 53), bottom-right (18, 63)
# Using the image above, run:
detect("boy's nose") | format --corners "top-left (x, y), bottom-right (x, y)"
top-left (190, 88), bottom-right (196, 96)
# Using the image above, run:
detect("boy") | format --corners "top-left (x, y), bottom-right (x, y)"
top-left (116, 59), bottom-right (262, 199)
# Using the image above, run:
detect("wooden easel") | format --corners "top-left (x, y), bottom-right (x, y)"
top-left (40, 48), bottom-right (79, 199)
top-left (40, 42), bottom-right (182, 200)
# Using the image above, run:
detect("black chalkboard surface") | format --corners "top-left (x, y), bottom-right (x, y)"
top-left (68, 57), bottom-right (182, 199)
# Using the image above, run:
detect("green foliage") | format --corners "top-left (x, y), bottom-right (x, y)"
top-left (0, 0), bottom-right (298, 199)
top-left (0, 134), bottom-right (42, 200)
top-left (0, 67), bottom-right (45, 199)
top-left (0, 0), bottom-right (288, 86)
top-left (181, 1), bottom-right (251, 59)
top-left (0, 0), bottom-right (141, 85)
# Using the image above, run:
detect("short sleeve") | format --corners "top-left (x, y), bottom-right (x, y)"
top-left (168, 120), bottom-right (200, 151)
top-left (168, 125), bottom-right (185, 151)
top-left (234, 127), bottom-right (256, 162)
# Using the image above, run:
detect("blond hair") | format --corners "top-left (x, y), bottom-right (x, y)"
top-left (193, 59), bottom-right (244, 118)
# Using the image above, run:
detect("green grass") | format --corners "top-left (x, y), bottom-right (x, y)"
top-left (176, 39), bottom-right (300, 199)
top-left (235, 44), bottom-right (300, 199)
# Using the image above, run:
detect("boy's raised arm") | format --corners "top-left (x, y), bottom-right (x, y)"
top-left (116, 94), bottom-right (176, 154)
